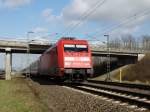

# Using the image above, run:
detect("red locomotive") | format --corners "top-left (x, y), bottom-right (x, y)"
top-left (30, 37), bottom-right (93, 81)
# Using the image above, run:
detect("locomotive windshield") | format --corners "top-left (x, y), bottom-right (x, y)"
top-left (76, 45), bottom-right (88, 52)
top-left (64, 44), bottom-right (88, 52)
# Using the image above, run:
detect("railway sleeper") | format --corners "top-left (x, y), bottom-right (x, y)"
top-left (71, 85), bottom-right (150, 110)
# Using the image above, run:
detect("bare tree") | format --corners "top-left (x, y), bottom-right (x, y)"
top-left (142, 35), bottom-right (150, 50)
top-left (110, 38), bottom-right (121, 49)
top-left (120, 34), bottom-right (137, 50)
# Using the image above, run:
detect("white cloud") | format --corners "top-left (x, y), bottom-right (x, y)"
top-left (42, 8), bottom-right (61, 22)
top-left (0, 0), bottom-right (32, 8)
top-left (42, 8), bottom-right (52, 18)
top-left (32, 27), bottom-right (48, 34)
top-left (61, 0), bottom-right (150, 23)
top-left (109, 25), bottom-right (140, 39)
top-left (41, 0), bottom-right (150, 37)
top-left (63, 0), bottom-right (150, 37)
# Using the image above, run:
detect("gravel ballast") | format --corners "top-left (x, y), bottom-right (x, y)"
top-left (26, 78), bottom-right (150, 112)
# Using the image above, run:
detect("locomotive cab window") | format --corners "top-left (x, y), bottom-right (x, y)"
top-left (64, 44), bottom-right (76, 52)
top-left (64, 44), bottom-right (88, 52)
top-left (76, 45), bottom-right (88, 52)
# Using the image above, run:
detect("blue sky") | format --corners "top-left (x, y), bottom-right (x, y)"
top-left (1, 0), bottom-right (150, 70)
top-left (0, 0), bottom-right (150, 41)
top-left (0, 0), bottom-right (71, 39)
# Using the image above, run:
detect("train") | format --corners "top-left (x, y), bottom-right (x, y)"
top-left (29, 37), bottom-right (93, 81)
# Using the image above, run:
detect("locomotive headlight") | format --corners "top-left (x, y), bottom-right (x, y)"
top-left (81, 57), bottom-right (90, 61)
top-left (64, 57), bottom-right (75, 61)
top-left (64, 69), bottom-right (73, 74)
top-left (87, 68), bottom-right (93, 74)
top-left (65, 62), bottom-right (71, 66)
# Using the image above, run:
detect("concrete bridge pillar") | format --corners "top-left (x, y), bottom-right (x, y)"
top-left (5, 48), bottom-right (12, 80)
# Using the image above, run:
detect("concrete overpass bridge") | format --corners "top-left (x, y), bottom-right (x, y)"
top-left (0, 39), bottom-right (145, 80)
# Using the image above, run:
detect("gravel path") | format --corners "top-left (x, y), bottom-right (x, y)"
top-left (26, 77), bottom-right (150, 112)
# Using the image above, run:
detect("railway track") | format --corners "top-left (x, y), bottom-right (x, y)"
top-left (87, 79), bottom-right (150, 90)
top-left (65, 80), bottom-right (150, 110)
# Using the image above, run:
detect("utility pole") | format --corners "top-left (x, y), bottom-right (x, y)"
top-left (104, 34), bottom-right (111, 82)
top-left (26, 31), bottom-right (34, 78)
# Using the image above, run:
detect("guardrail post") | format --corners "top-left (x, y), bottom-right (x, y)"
top-left (119, 69), bottom-right (122, 83)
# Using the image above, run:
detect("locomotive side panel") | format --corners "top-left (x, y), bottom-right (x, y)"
top-left (30, 60), bottom-right (39, 75)
top-left (57, 41), bottom-right (65, 76)
top-left (49, 46), bottom-right (59, 76)
top-left (38, 46), bottom-right (59, 76)
top-left (39, 53), bottom-right (49, 75)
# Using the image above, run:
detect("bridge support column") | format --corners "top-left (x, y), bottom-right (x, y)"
top-left (5, 48), bottom-right (12, 80)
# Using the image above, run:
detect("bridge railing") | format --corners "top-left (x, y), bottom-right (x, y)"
top-left (89, 44), bottom-right (148, 54)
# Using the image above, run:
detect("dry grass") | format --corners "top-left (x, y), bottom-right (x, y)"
top-left (0, 78), bottom-right (48, 112)
top-left (114, 54), bottom-right (150, 83)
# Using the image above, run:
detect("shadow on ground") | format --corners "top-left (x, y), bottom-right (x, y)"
top-left (29, 76), bottom-right (62, 86)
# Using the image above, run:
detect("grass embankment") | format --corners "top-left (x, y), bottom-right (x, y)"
top-left (0, 78), bottom-right (48, 112)
top-left (93, 54), bottom-right (150, 83)
top-left (92, 65), bottom-right (129, 81)
top-left (114, 54), bottom-right (150, 83)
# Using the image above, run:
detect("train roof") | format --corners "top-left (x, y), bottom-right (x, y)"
top-left (57, 38), bottom-right (88, 45)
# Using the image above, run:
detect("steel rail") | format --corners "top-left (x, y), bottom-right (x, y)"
top-left (81, 82), bottom-right (150, 99)
top-left (71, 85), bottom-right (150, 109)
top-left (87, 80), bottom-right (150, 90)
top-left (65, 82), bottom-right (150, 109)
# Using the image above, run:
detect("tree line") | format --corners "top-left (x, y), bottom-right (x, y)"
top-left (109, 34), bottom-right (150, 51)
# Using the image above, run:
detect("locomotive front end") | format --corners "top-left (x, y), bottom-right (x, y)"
top-left (62, 40), bottom-right (93, 81)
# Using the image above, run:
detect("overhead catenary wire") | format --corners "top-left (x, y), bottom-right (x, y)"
top-left (90, 8), bottom-right (150, 41)
top-left (58, 0), bottom-right (108, 37)
top-left (57, 1), bottom-right (150, 44)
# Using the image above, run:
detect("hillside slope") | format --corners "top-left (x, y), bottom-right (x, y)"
top-left (93, 65), bottom-right (130, 81)
top-left (114, 54), bottom-right (150, 83)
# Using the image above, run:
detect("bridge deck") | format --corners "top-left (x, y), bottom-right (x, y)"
top-left (0, 40), bottom-right (142, 56)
